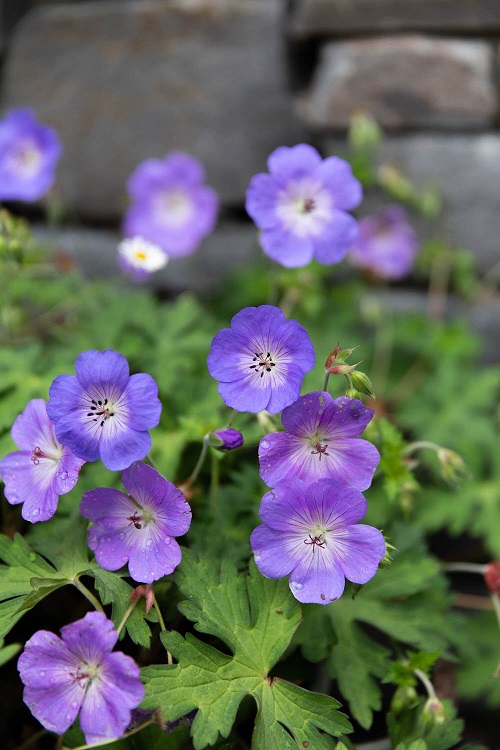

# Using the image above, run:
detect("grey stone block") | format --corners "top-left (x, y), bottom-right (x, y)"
top-left (298, 36), bottom-right (496, 130)
top-left (33, 218), bottom-right (261, 294)
top-left (3, 0), bottom-right (304, 220)
top-left (289, 0), bottom-right (500, 37)
top-left (324, 133), bottom-right (500, 275)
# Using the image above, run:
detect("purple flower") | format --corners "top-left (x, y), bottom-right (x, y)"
top-left (80, 461), bottom-right (191, 584)
top-left (47, 349), bottom-right (161, 471)
top-left (123, 152), bottom-right (218, 257)
top-left (18, 611), bottom-right (144, 745)
top-left (246, 144), bottom-right (362, 268)
top-left (211, 428), bottom-right (244, 452)
top-left (250, 477), bottom-right (386, 604)
top-left (259, 392), bottom-right (379, 491)
top-left (0, 399), bottom-right (84, 523)
top-left (117, 236), bottom-right (168, 282)
top-left (207, 305), bottom-right (315, 414)
top-left (349, 204), bottom-right (420, 280)
top-left (0, 108), bottom-right (61, 201)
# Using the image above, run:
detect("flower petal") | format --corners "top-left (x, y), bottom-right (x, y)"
top-left (332, 525), bottom-right (386, 584)
top-left (289, 548), bottom-right (346, 604)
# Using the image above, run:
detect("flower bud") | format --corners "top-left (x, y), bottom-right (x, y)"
top-left (484, 562), bottom-right (500, 595)
top-left (324, 345), bottom-right (341, 371)
top-left (351, 370), bottom-right (376, 399)
top-left (209, 428), bottom-right (244, 452)
top-left (327, 363), bottom-right (358, 376)
top-left (391, 685), bottom-right (418, 715)
top-left (422, 697), bottom-right (446, 725)
top-left (130, 583), bottom-right (155, 613)
top-left (344, 387), bottom-right (360, 399)
top-left (437, 448), bottom-right (468, 485)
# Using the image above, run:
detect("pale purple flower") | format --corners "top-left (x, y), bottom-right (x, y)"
top-left (18, 611), bottom-right (144, 745)
top-left (80, 461), bottom-right (191, 584)
top-left (207, 305), bottom-right (315, 414)
top-left (250, 477), bottom-right (386, 604)
top-left (47, 349), bottom-right (161, 471)
top-left (0, 108), bottom-right (61, 201)
top-left (123, 151), bottom-right (218, 257)
top-left (0, 399), bottom-right (84, 523)
top-left (349, 204), bottom-right (420, 280)
top-left (211, 428), bottom-right (244, 452)
top-left (246, 144), bottom-right (362, 268)
top-left (259, 392), bottom-right (379, 490)
top-left (117, 236), bottom-right (168, 281)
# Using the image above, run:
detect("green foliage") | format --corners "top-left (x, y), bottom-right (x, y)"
top-left (142, 552), bottom-right (352, 749)
top-left (388, 700), bottom-right (463, 750)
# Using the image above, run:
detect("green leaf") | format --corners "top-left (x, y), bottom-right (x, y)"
top-left (0, 638), bottom-right (21, 667)
top-left (142, 552), bottom-right (351, 749)
top-left (387, 700), bottom-right (463, 750)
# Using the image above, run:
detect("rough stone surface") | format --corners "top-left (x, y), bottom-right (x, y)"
top-left (33, 219), bottom-right (261, 294)
top-left (299, 36), bottom-right (496, 130)
top-left (325, 133), bottom-right (500, 275)
top-left (2, 0), bottom-right (304, 220)
top-left (290, 0), bottom-right (500, 37)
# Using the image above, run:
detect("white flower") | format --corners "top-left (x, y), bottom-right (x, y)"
top-left (117, 236), bottom-right (168, 280)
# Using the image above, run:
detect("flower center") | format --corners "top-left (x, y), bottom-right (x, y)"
top-left (249, 351), bottom-right (276, 379)
top-left (86, 398), bottom-right (116, 427)
top-left (30, 446), bottom-right (48, 465)
top-left (310, 441), bottom-right (329, 461)
top-left (154, 190), bottom-right (193, 225)
top-left (304, 532), bottom-right (326, 554)
top-left (301, 197), bottom-right (316, 214)
top-left (134, 250), bottom-right (148, 261)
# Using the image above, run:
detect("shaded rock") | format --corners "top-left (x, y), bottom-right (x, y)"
top-left (299, 36), bottom-right (496, 130)
top-left (3, 0), bottom-right (304, 220)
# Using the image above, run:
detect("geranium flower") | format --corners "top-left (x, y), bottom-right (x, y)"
top-left (259, 391), bottom-right (379, 490)
top-left (0, 399), bottom-right (84, 523)
top-left (349, 204), bottom-right (420, 280)
top-left (210, 428), bottom-right (244, 452)
top-left (245, 143), bottom-right (362, 268)
top-left (250, 477), bottom-right (386, 604)
top-left (80, 461), bottom-right (191, 583)
top-left (0, 108), bottom-right (61, 201)
top-left (123, 151), bottom-right (218, 257)
top-left (207, 305), bottom-right (315, 414)
top-left (18, 611), bottom-right (144, 745)
top-left (117, 235), bottom-right (168, 281)
top-left (47, 349), bottom-right (161, 471)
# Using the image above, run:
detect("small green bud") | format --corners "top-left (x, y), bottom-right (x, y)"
top-left (391, 685), bottom-right (419, 715)
top-left (379, 540), bottom-right (396, 569)
top-left (349, 112), bottom-right (382, 153)
top-left (437, 448), bottom-right (469, 485)
top-left (422, 697), bottom-right (446, 725)
top-left (344, 388), bottom-right (360, 400)
top-left (351, 370), bottom-right (376, 399)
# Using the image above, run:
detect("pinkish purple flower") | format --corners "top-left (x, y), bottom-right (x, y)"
top-left (259, 392), bottom-right (379, 491)
top-left (47, 349), bottom-right (161, 472)
top-left (0, 109), bottom-right (61, 201)
top-left (18, 611), bottom-right (144, 745)
top-left (246, 144), bottom-right (362, 268)
top-left (349, 204), bottom-right (420, 280)
top-left (250, 477), bottom-right (386, 604)
top-left (0, 399), bottom-right (84, 523)
top-left (80, 461), bottom-right (191, 584)
top-left (123, 152), bottom-right (218, 257)
top-left (207, 305), bottom-right (315, 414)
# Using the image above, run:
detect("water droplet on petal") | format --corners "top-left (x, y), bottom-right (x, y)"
top-left (59, 470), bottom-right (68, 480)
top-left (260, 440), bottom-right (269, 450)
top-left (119, 533), bottom-right (125, 540)
top-left (146, 539), bottom-right (153, 547)
top-left (290, 581), bottom-right (303, 591)
top-left (39, 670), bottom-right (45, 677)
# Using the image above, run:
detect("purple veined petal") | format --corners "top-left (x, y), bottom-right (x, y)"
top-left (207, 328), bottom-right (242, 382)
top-left (126, 158), bottom-right (167, 200)
top-left (258, 479), bottom-right (312, 532)
top-left (316, 156), bottom-right (363, 211)
top-left (320, 438), bottom-right (380, 491)
top-left (269, 320), bottom-right (315, 369)
top-left (217, 374), bottom-right (271, 413)
top-left (190, 185), bottom-right (219, 235)
top-left (0, 451), bottom-right (59, 522)
top-left (245, 173), bottom-right (281, 229)
top-left (51, 411), bottom-right (102, 463)
top-left (310, 479), bottom-right (368, 528)
top-left (258, 433), bottom-right (299, 487)
top-left (331, 524), bottom-right (386, 584)
top-left (128, 531), bottom-right (182, 583)
top-left (122, 373), bottom-right (161, 431)
top-left (80, 487), bottom-right (136, 523)
top-left (265, 362), bottom-right (309, 414)
top-left (267, 144), bottom-right (322, 183)
top-left (60, 612), bottom-right (118, 664)
top-left (250, 524), bottom-right (301, 578)
top-left (79, 652), bottom-right (144, 745)
top-left (99, 420), bottom-right (151, 471)
top-left (75, 349), bottom-right (130, 395)
top-left (53, 448), bottom-right (86, 496)
top-left (260, 227), bottom-right (315, 268)
top-left (10, 398), bottom-right (56, 451)
top-left (47, 374), bottom-right (85, 422)
top-left (289, 546), bottom-right (346, 604)
top-left (317, 397), bottom-right (375, 439)
top-left (280, 391), bottom-right (335, 437)
top-left (312, 211), bottom-right (359, 265)
top-left (229, 304), bottom-right (287, 347)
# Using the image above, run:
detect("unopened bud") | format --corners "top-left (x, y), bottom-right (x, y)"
top-left (344, 388), bottom-right (360, 399)
top-left (208, 428), bottom-right (244, 452)
top-left (484, 562), bottom-right (500, 595)
top-left (327, 363), bottom-right (358, 376)
top-left (391, 686), bottom-right (418, 715)
top-left (379, 540), bottom-right (396, 569)
top-left (324, 345), bottom-right (341, 371)
top-left (351, 370), bottom-right (376, 399)
top-left (437, 448), bottom-right (468, 484)
top-left (423, 697), bottom-right (446, 725)
top-left (349, 112), bottom-right (382, 153)
top-left (130, 584), bottom-right (155, 613)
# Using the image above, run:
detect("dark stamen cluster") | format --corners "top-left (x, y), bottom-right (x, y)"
top-left (303, 197), bottom-right (316, 213)
top-left (87, 398), bottom-right (115, 427)
top-left (249, 351), bottom-right (276, 378)
top-left (127, 512), bottom-right (143, 530)
top-left (311, 442), bottom-right (329, 461)
top-left (30, 446), bottom-right (45, 465)
top-left (304, 533), bottom-right (326, 553)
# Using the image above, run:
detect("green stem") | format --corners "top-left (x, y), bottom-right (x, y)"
top-left (443, 562), bottom-right (487, 575)
top-left (210, 451), bottom-right (220, 517)
top-left (322, 371), bottom-right (330, 392)
top-left (72, 578), bottom-right (104, 612)
top-left (187, 434), bottom-right (210, 485)
top-left (145, 452), bottom-right (159, 470)
top-left (64, 718), bottom-right (156, 750)
top-left (226, 409), bottom-right (238, 428)
top-left (414, 668), bottom-right (437, 700)
top-left (153, 599), bottom-right (173, 665)
top-left (116, 596), bottom-right (140, 637)
top-left (401, 440), bottom-right (442, 457)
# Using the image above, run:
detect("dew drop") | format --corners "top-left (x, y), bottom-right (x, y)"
top-left (146, 539), bottom-right (153, 547)
top-left (254, 553), bottom-right (261, 562)
top-left (118, 533), bottom-right (125, 540)
top-left (59, 470), bottom-right (68, 480)
top-left (39, 670), bottom-right (46, 677)
top-left (290, 581), bottom-right (303, 591)
top-left (32, 509), bottom-right (40, 517)
top-left (260, 440), bottom-right (269, 450)
top-left (121, 556), bottom-right (128, 563)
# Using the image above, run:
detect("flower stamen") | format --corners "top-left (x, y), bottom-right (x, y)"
top-left (311, 442), bottom-right (329, 461)
top-left (304, 533), bottom-right (326, 553)
top-left (86, 397), bottom-right (115, 427)
top-left (249, 351), bottom-right (276, 378)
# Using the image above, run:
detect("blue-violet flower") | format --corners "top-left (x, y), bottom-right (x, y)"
top-left (211, 428), bottom-right (244, 452)
top-left (117, 235), bottom-right (168, 281)
top-left (250, 477), bottom-right (386, 604)
top-left (349, 204), bottom-right (420, 280)
top-left (0, 399), bottom-right (84, 523)
top-left (259, 392), bottom-right (379, 490)
top-left (47, 349), bottom-right (161, 471)
top-left (246, 144), bottom-right (362, 268)
top-left (0, 108), bottom-right (61, 201)
top-left (18, 611), bottom-right (144, 745)
top-left (207, 305), bottom-right (315, 414)
top-left (80, 461), bottom-right (191, 583)
top-left (123, 151), bottom-right (218, 257)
